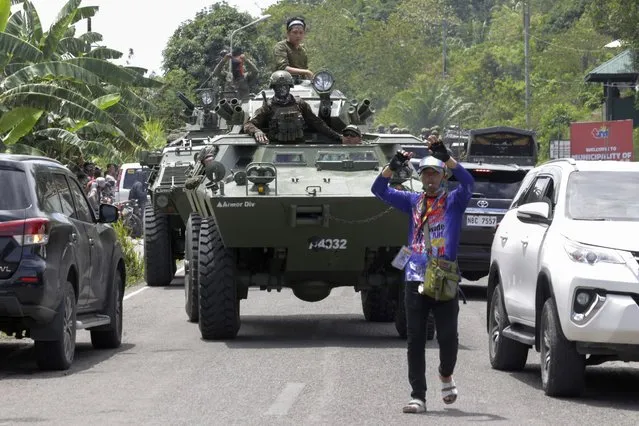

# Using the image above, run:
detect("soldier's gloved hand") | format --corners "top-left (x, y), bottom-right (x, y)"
top-left (427, 136), bottom-right (450, 162)
top-left (388, 150), bottom-right (411, 172)
top-left (254, 131), bottom-right (269, 144)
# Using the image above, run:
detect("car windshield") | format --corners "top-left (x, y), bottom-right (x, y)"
top-left (122, 168), bottom-right (145, 189)
top-left (567, 171), bottom-right (639, 221)
top-left (0, 168), bottom-right (30, 210)
top-left (448, 169), bottom-right (527, 199)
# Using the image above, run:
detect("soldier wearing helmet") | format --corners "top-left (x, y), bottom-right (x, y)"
top-left (243, 70), bottom-right (343, 144)
top-left (371, 134), bottom-right (474, 414)
top-left (274, 17), bottom-right (313, 79)
top-left (420, 127), bottom-right (430, 141)
top-left (376, 124), bottom-right (387, 134)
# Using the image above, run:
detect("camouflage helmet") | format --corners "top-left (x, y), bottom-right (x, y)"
top-left (269, 70), bottom-right (295, 88)
top-left (420, 127), bottom-right (430, 134)
top-left (389, 123), bottom-right (398, 129)
top-left (391, 128), bottom-right (400, 134)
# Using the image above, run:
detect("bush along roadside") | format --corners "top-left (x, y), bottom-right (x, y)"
top-left (112, 220), bottom-right (144, 287)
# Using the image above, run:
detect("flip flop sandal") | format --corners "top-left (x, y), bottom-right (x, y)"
top-left (441, 378), bottom-right (458, 405)
top-left (402, 398), bottom-right (426, 413)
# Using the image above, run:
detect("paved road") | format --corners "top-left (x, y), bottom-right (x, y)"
top-left (1, 275), bottom-right (638, 425)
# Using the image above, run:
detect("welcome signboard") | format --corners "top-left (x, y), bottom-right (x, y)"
top-left (569, 119), bottom-right (634, 161)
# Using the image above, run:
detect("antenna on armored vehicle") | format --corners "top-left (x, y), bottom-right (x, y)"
top-left (229, 14), bottom-right (271, 78)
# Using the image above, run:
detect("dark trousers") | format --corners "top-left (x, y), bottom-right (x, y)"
top-left (405, 280), bottom-right (459, 401)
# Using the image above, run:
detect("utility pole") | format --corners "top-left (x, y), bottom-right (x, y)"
top-left (442, 16), bottom-right (448, 79)
top-left (523, 0), bottom-right (531, 127)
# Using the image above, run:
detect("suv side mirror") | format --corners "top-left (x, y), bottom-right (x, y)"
top-left (99, 204), bottom-right (119, 223)
top-left (516, 202), bottom-right (550, 224)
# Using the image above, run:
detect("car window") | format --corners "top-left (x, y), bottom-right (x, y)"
top-left (68, 178), bottom-right (95, 223)
top-left (566, 171), bottom-right (639, 221)
top-left (35, 169), bottom-right (63, 214)
top-left (510, 171), bottom-right (536, 208)
top-left (0, 168), bottom-right (31, 210)
top-left (52, 174), bottom-right (76, 218)
top-left (448, 168), bottom-right (528, 199)
top-left (522, 176), bottom-right (552, 205)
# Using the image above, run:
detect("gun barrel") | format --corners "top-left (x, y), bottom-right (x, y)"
top-left (218, 98), bottom-right (235, 117)
top-left (348, 106), bottom-right (360, 124)
top-left (177, 91), bottom-right (196, 110)
top-left (214, 103), bottom-right (233, 122)
top-left (231, 106), bottom-right (245, 125)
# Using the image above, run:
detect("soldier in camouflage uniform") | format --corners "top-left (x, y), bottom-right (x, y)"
top-left (420, 127), bottom-right (430, 141)
top-left (389, 123), bottom-right (398, 133)
top-left (243, 70), bottom-right (343, 145)
top-left (273, 17), bottom-right (313, 79)
top-left (376, 124), bottom-right (387, 134)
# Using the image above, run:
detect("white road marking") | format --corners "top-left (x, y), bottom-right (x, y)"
top-left (265, 382), bottom-right (306, 416)
top-left (123, 286), bottom-right (149, 300)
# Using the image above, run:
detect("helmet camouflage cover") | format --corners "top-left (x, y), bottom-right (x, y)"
top-left (269, 70), bottom-right (295, 88)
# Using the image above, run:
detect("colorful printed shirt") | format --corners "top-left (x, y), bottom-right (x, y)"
top-left (371, 164), bottom-right (474, 282)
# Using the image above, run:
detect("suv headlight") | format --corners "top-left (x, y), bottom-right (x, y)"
top-left (563, 239), bottom-right (625, 265)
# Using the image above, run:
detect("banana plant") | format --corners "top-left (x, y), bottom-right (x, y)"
top-left (0, 0), bottom-right (163, 160)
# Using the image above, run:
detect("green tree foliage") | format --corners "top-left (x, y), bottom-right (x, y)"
top-left (0, 0), bottom-right (162, 164)
top-left (158, 0), bottom-right (627, 137)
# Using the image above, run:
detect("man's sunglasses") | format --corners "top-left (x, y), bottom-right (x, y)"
top-left (342, 132), bottom-right (359, 137)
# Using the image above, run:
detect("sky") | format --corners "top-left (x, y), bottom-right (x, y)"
top-left (16, 0), bottom-right (279, 75)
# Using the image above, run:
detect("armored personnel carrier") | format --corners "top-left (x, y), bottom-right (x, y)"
top-left (181, 70), bottom-right (432, 340)
top-left (139, 88), bottom-right (226, 287)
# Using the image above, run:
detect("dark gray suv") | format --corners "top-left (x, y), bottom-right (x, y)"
top-left (0, 154), bottom-right (125, 371)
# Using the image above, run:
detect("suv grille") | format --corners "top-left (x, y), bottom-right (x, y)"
top-left (160, 166), bottom-right (190, 185)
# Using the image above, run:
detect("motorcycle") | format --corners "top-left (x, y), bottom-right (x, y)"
top-left (116, 199), bottom-right (143, 238)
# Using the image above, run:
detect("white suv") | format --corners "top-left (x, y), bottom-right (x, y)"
top-left (486, 158), bottom-right (639, 397)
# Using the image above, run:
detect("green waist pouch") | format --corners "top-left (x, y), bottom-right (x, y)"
top-left (419, 258), bottom-right (461, 301)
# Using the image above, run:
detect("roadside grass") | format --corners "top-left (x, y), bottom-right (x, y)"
top-left (112, 220), bottom-right (144, 287)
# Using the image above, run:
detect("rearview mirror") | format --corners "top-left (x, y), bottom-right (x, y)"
top-left (99, 204), bottom-right (119, 223)
top-left (516, 202), bottom-right (550, 224)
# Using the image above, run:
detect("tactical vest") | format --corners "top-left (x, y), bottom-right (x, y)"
top-left (267, 100), bottom-right (305, 143)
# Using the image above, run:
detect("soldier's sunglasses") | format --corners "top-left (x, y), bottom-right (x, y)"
top-left (343, 132), bottom-right (359, 137)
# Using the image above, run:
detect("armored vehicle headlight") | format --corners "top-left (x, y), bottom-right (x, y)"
top-left (156, 194), bottom-right (169, 208)
top-left (312, 71), bottom-right (334, 93)
top-left (246, 165), bottom-right (276, 185)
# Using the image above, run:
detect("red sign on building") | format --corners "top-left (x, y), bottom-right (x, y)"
top-left (569, 119), bottom-right (634, 161)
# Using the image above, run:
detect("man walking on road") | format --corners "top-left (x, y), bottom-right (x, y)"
top-left (371, 136), bottom-right (474, 413)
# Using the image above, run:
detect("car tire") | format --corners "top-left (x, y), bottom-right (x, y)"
top-left (35, 280), bottom-right (76, 371)
top-left (361, 287), bottom-right (395, 322)
top-left (198, 218), bottom-right (240, 340)
top-left (488, 286), bottom-right (529, 371)
top-left (184, 213), bottom-right (202, 323)
top-left (144, 205), bottom-right (174, 287)
top-left (540, 298), bottom-right (585, 397)
top-left (90, 272), bottom-right (124, 349)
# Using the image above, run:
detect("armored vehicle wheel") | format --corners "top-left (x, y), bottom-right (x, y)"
top-left (361, 287), bottom-right (395, 322)
top-left (198, 218), bottom-right (240, 340)
top-left (144, 205), bottom-right (175, 287)
top-left (184, 213), bottom-right (202, 322)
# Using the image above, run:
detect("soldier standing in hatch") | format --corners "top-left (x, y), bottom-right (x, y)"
top-left (273, 17), bottom-right (313, 79)
top-left (243, 70), bottom-right (343, 145)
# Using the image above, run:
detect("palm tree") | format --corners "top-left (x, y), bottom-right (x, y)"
top-left (379, 79), bottom-right (475, 133)
top-left (0, 0), bottom-right (163, 162)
